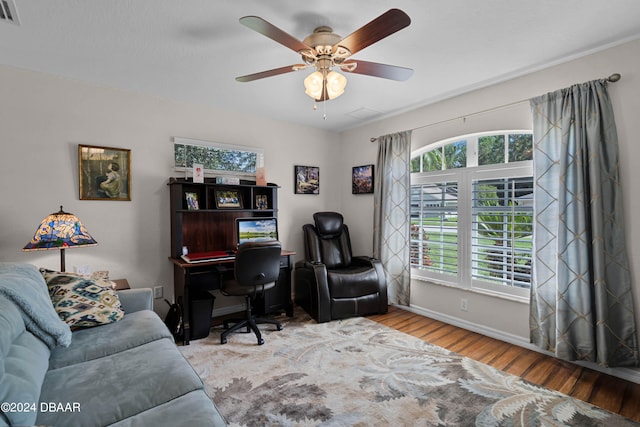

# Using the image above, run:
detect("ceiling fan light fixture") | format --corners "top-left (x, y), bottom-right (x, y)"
top-left (304, 70), bottom-right (347, 101)
top-left (304, 71), bottom-right (324, 99)
top-left (326, 70), bottom-right (347, 99)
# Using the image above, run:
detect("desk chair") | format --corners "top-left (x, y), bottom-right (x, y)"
top-left (220, 241), bottom-right (283, 345)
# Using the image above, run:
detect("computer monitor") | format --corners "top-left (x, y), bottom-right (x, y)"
top-left (236, 217), bottom-right (278, 246)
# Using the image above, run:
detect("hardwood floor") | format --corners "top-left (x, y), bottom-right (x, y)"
top-left (368, 305), bottom-right (640, 422)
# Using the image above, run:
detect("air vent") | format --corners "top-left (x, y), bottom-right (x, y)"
top-left (0, 0), bottom-right (19, 25)
top-left (345, 107), bottom-right (382, 120)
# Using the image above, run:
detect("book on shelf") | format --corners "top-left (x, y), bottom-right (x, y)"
top-left (180, 250), bottom-right (235, 263)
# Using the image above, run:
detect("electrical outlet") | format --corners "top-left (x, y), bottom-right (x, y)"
top-left (153, 286), bottom-right (163, 299)
top-left (460, 298), bottom-right (468, 312)
top-left (75, 265), bottom-right (92, 276)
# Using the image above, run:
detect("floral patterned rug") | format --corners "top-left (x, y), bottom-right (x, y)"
top-left (180, 310), bottom-right (639, 426)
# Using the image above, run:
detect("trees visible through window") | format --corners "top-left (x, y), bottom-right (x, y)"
top-left (411, 140), bottom-right (467, 172)
top-left (174, 137), bottom-right (263, 176)
top-left (471, 177), bottom-right (533, 289)
top-left (410, 131), bottom-right (533, 299)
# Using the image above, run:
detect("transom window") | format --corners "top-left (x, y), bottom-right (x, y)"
top-left (174, 137), bottom-right (264, 177)
top-left (411, 131), bottom-right (533, 299)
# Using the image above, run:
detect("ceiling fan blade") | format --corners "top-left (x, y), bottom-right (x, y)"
top-left (342, 60), bottom-right (413, 81)
top-left (335, 9), bottom-right (411, 56)
top-left (236, 65), bottom-right (304, 82)
top-left (240, 16), bottom-right (313, 54)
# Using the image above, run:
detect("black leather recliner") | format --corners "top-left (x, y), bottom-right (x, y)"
top-left (294, 212), bottom-right (388, 323)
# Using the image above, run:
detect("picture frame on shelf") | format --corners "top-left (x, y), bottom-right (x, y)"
top-left (78, 144), bottom-right (131, 201)
top-left (185, 192), bottom-right (199, 210)
top-left (294, 165), bottom-right (319, 194)
top-left (215, 189), bottom-right (242, 209)
top-left (352, 164), bottom-right (374, 194)
top-left (256, 194), bottom-right (268, 210)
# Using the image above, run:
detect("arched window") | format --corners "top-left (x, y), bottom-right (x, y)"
top-left (410, 131), bottom-right (533, 299)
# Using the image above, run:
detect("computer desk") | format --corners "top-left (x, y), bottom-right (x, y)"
top-left (169, 250), bottom-right (295, 345)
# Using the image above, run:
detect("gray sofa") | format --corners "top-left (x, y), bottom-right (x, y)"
top-left (0, 263), bottom-right (226, 427)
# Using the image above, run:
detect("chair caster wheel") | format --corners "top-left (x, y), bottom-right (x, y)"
top-left (221, 338), bottom-right (227, 344)
top-left (257, 338), bottom-right (264, 345)
top-left (276, 325), bottom-right (283, 331)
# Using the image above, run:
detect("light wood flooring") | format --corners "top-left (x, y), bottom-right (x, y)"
top-left (368, 305), bottom-right (640, 422)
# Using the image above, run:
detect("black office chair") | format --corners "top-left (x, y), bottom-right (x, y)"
top-left (220, 240), bottom-right (283, 345)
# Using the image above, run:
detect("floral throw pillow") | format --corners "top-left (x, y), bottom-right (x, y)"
top-left (40, 269), bottom-right (124, 329)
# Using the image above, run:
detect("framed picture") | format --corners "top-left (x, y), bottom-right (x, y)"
top-left (185, 192), bottom-right (199, 210)
top-left (255, 194), bottom-right (268, 210)
top-left (215, 189), bottom-right (242, 209)
top-left (78, 144), bottom-right (131, 201)
top-left (294, 165), bottom-right (319, 194)
top-left (352, 164), bottom-right (374, 194)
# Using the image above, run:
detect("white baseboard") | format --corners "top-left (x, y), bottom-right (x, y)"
top-left (400, 304), bottom-right (640, 385)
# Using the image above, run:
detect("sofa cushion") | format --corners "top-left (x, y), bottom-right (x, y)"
top-left (117, 288), bottom-right (154, 313)
top-left (0, 295), bottom-right (25, 359)
top-left (0, 263), bottom-right (72, 349)
top-left (41, 269), bottom-right (124, 329)
top-left (37, 338), bottom-right (206, 427)
top-left (107, 390), bottom-right (227, 427)
top-left (0, 295), bottom-right (51, 427)
top-left (0, 331), bottom-right (51, 427)
top-left (48, 310), bottom-right (173, 369)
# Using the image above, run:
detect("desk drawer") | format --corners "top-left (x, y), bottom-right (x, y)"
top-left (279, 255), bottom-right (290, 268)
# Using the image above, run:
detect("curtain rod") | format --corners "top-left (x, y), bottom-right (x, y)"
top-left (370, 73), bottom-right (621, 142)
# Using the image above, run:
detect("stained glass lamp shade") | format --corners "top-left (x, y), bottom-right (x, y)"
top-left (22, 206), bottom-right (98, 272)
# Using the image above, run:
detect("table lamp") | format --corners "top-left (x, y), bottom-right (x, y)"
top-left (22, 206), bottom-right (98, 272)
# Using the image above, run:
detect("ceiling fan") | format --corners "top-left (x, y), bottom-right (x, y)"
top-left (235, 9), bottom-right (413, 102)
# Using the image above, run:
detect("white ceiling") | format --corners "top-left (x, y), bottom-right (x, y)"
top-left (2, 1), bottom-right (640, 132)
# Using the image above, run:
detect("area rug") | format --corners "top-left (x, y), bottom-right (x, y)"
top-left (180, 310), bottom-right (639, 427)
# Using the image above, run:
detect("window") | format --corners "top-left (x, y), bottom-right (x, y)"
top-left (411, 139), bottom-right (467, 172)
top-left (173, 137), bottom-right (264, 177)
top-left (411, 181), bottom-right (459, 277)
top-left (411, 131), bottom-right (533, 299)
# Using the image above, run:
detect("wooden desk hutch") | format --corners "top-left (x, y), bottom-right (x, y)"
top-left (168, 177), bottom-right (293, 344)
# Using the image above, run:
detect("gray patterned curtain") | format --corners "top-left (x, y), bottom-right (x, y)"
top-left (530, 80), bottom-right (639, 367)
top-left (373, 131), bottom-right (412, 306)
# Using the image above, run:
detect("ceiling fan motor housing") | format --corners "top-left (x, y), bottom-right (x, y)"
top-left (301, 26), bottom-right (351, 64)
top-left (303, 26), bottom-right (341, 48)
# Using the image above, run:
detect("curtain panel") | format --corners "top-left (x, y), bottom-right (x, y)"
top-left (373, 131), bottom-right (412, 306)
top-left (529, 80), bottom-right (638, 367)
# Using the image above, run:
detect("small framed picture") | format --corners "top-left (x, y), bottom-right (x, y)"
top-left (185, 192), bottom-right (199, 210)
top-left (78, 144), bottom-right (131, 200)
top-left (215, 189), bottom-right (242, 209)
top-left (255, 195), bottom-right (268, 210)
top-left (352, 164), bottom-right (374, 194)
top-left (294, 165), bottom-right (319, 194)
